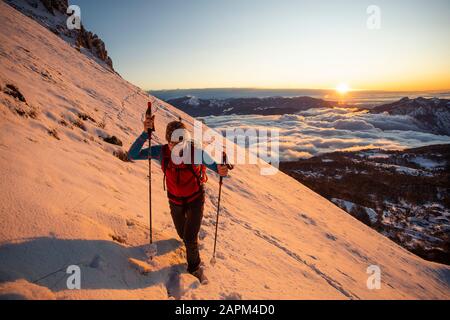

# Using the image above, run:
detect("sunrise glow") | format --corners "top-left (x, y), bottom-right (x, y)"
top-left (336, 83), bottom-right (350, 94)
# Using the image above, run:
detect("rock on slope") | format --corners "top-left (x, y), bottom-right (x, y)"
top-left (0, 2), bottom-right (449, 300)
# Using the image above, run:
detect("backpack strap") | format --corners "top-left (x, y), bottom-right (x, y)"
top-left (187, 164), bottom-right (202, 187)
top-left (188, 142), bottom-right (208, 188)
top-left (161, 144), bottom-right (170, 191)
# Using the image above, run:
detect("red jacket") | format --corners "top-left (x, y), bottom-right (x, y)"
top-left (161, 144), bottom-right (208, 205)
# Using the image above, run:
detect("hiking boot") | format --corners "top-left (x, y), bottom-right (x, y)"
top-left (190, 267), bottom-right (208, 285)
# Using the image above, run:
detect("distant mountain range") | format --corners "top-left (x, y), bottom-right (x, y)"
top-left (151, 88), bottom-right (450, 103)
top-left (370, 97), bottom-right (450, 136)
top-left (166, 95), bottom-right (354, 117)
top-left (166, 95), bottom-right (450, 136)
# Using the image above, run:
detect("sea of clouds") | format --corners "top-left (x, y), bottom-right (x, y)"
top-left (201, 107), bottom-right (450, 161)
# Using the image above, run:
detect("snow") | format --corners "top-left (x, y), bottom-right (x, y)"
top-left (0, 2), bottom-right (449, 300)
top-left (393, 165), bottom-right (422, 175)
top-left (331, 199), bottom-right (378, 225)
top-left (365, 208), bottom-right (378, 224)
top-left (367, 153), bottom-right (390, 160)
top-left (0, 279), bottom-right (56, 300)
top-left (411, 156), bottom-right (445, 169)
top-left (371, 162), bottom-right (432, 177)
top-left (332, 199), bottom-right (355, 213)
top-left (294, 170), bottom-right (324, 179)
top-left (187, 96), bottom-right (200, 107)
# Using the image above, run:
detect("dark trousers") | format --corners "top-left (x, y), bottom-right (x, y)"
top-left (169, 194), bottom-right (204, 273)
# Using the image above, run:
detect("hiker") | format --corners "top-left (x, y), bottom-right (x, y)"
top-left (128, 115), bottom-right (229, 283)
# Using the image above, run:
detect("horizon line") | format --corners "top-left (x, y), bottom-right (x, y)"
top-left (147, 87), bottom-right (450, 93)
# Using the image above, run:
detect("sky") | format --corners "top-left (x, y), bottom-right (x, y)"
top-left (71, 0), bottom-right (450, 91)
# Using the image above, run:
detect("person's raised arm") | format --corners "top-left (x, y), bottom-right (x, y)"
top-left (128, 132), bottom-right (163, 161)
top-left (128, 115), bottom-right (162, 161)
top-left (199, 148), bottom-right (230, 177)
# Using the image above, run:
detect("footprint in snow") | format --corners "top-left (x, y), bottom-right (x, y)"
top-left (89, 255), bottom-right (106, 271)
top-left (199, 229), bottom-right (208, 240)
top-left (220, 292), bottom-right (242, 300)
top-left (216, 252), bottom-right (226, 260)
top-left (166, 269), bottom-right (181, 300)
top-left (165, 268), bottom-right (200, 300)
top-left (298, 213), bottom-right (317, 226)
top-left (325, 233), bottom-right (337, 241)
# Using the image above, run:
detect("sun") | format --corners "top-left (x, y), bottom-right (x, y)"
top-left (336, 83), bottom-right (350, 94)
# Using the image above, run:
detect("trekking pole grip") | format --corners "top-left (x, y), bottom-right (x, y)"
top-left (146, 102), bottom-right (154, 136)
top-left (222, 151), bottom-right (234, 171)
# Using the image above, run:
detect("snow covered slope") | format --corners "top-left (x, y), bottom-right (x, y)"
top-left (5, 0), bottom-right (114, 71)
top-left (0, 2), bottom-right (449, 300)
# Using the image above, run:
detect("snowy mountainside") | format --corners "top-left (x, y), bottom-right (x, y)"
top-left (4, 0), bottom-right (114, 71)
top-left (0, 2), bottom-right (449, 300)
top-left (371, 97), bottom-right (450, 136)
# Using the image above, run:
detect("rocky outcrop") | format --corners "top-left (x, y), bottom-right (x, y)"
top-left (5, 0), bottom-right (114, 71)
top-left (75, 25), bottom-right (114, 69)
top-left (39, 0), bottom-right (68, 14)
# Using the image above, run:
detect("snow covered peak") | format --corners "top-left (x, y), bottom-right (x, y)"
top-left (186, 96), bottom-right (200, 107)
top-left (371, 97), bottom-right (450, 136)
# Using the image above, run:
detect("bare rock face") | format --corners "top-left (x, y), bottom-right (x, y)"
top-left (75, 26), bottom-right (114, 70)
top-left (5, 0), bottom-right (114, 71)
top-left (40, 0), bottom-right (68, 15)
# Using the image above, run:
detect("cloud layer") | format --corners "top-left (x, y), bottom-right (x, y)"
top-left (201, 108), bottom-right (450, 161)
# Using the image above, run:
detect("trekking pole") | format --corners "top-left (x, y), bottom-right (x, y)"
top-left (211, 152), bottom-right (233, 265)
top-left (146, 102), bottom-right (157, 260)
